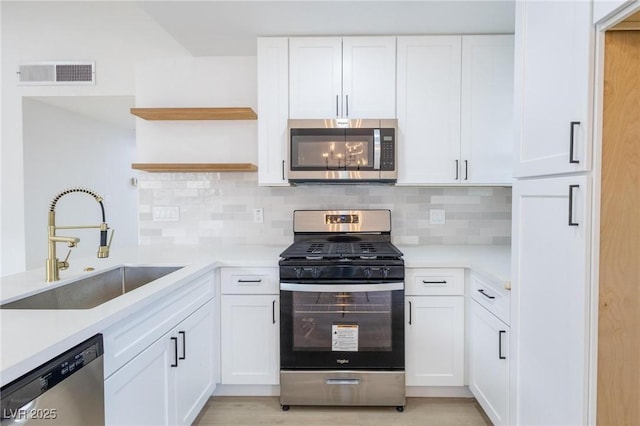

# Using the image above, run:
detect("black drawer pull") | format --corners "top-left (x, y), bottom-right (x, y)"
top-left (499, 330), bottom-right (506, 360)
top-left (478, 289), bottom-right (495, 300)
top-left (423, 280), bottom-right (447, 284)
top-left (272, 299), bottom-right (276, 324)
top-left (179, 331), bottom-right (186, 360)
top-left (568, 184), bottom-right (579, 226)
top-left (455, 160), bottom-right (459, 180)
top-left (170, 337), bottom-right (178, 367)
top-left (237, 279), bottom-right (263, 283)
top-left (569, 121), bottom-right (580, 164)
top-left (464, 160), bottom-right (468, 180)
top-left (281, 160), bottom-right (285, 180)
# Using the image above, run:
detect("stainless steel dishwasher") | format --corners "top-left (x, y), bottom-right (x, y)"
top-left (1, 334), bottom-right (104, 425)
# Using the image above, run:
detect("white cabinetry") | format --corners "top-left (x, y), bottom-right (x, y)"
top-left (396, 35), bottom-right (513, 185)
top-left (469, 272), bottom-right (510, 426)
top-left (104, 270), bottom-right (216, 426)
top-left (593, 0), bottom-right (636, 24)
top-left (289, 37), bottom-right (396, 119)
top-left (511, 175), bottom-right (590, 425)
top-left (513, 0), bottom-right (593, 177)
top-left (405, 268), bottom-right (465, 386)
top-left (220, 267), bottom-right (279, 385)
top-left (257, 37), bottom-right (289, 186)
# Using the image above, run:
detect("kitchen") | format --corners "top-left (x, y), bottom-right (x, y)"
top-left (1, 1), bottom-right (639, 425)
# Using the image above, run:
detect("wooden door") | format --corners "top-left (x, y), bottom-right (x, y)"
top-left (597, 29), bottom-right (640, 426)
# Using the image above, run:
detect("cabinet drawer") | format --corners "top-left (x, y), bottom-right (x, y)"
top-left (470, 272), bottom-right (510, 325)
top-left (405, 268), bottom-right (464, 296)
top-left (221, 267), bottom-right (279, 294)
top-left (103, 271), bottom-right (214, 378)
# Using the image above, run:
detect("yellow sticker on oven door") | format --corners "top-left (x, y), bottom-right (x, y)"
top-left (332, 324), bottom-right (358, 352)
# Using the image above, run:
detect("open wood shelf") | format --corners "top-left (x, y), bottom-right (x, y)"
top-left (131, 163), bottom-right (258, 173)
top-left (130, 107), bottom-right (257, 121)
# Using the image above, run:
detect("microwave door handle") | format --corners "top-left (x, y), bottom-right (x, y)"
top-left (373, 129), bottom-right (381, 170)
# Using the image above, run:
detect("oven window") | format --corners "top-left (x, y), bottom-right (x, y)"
top-left (292, 291), bottom-right (392, 352)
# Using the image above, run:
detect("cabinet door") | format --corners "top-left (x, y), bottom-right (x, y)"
top-left (461, 35), bottom-right (514, 185)
top-left (396, 36), bottom-right (462, 185)
top-left (511, 175), bottom-right (590, 425)
top-left (289, 37), bottom-right (342, 119)
top-left (175, 301), bottom-right (215, 426)
top-left (105, 335), bottom-right (174, 426)
top-left (514, 0), bottom-right (592, 177)
top-left (257, 37), bottom-right (289, 186)
top-left (405, 296), bottom-right (464, 386)
top-left (221, 295), bottom-right (279, 385)
top-left (469, 301), bottom-right (509, 426)
top-left (342, 36), bottom-right (396, 118)
top-left (593, 0), bottom-right (636, 23)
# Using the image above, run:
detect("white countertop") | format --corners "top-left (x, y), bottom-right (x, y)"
top-left (0, 243), bottom-right (509, 387)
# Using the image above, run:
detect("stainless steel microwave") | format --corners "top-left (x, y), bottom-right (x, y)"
top-left (287, 119), bottom-right (398, 184)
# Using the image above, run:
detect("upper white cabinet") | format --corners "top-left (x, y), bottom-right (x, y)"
top-left (511, 175), bottom-right (591, 425)
top-left (289, 36), bottom-right (396, 119)
top-left (461, 35), bottom-right (514, 185)
top-left (396, 35), bottom-right (514, 185)
top-left (257, 37), bottom-right (289, 186)
top-left (396, 36), bottom-right (462, 185)
top-left (513, 0), bottom-right (593, 177)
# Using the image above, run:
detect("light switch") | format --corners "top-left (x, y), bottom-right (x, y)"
top-left (429, 209), bottom-right (446, 225)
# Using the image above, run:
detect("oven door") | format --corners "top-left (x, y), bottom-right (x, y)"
top-left (280, 282), bottom-right (404, 370)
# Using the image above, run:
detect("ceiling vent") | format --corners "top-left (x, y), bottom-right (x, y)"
top-left (17, 62), bottom-right (95, 85)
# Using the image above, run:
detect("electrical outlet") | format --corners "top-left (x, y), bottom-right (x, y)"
top-left (429, 209), bottom-right (446, 225)
top-left (253, 208), bottom-right (264, 224)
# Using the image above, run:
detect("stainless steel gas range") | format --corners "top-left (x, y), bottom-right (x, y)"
top-left (278, 209), bottom-right (405, 412)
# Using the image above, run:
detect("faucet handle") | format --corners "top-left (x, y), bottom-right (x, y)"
top-left (59, 249), bottom-right (72, 270)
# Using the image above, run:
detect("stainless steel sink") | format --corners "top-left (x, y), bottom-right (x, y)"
top-left (1, 266), bottom-right (183, 310)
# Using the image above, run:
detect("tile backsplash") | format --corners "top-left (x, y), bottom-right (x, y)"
top-left (138, 173), bottom-right (511, 247)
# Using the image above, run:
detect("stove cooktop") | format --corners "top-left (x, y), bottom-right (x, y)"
top-left (280, 238), bottom-right (403, 260)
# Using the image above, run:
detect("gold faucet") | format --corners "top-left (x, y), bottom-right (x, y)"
top-left (46, 188), bottom-right (115, 282)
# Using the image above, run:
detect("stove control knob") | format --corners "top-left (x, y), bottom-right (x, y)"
top-left (363, 267), bottom-right (372, 279)
top-left (381, 267), bottom-right (390, 279)
top-left (311, 267), bottom-right (321, 279)
top-left (294, 267), bottom-right (304, 279)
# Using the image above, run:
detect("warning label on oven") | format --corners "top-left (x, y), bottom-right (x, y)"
top-left (332, 324), bottom-right (358, 352)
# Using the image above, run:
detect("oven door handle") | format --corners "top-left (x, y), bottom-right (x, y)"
top-left (280, 282), bottom-right (404, 292)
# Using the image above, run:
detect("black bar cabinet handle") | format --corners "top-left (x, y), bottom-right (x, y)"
top-left (237, 279), bottom-right (262, 283)
top-left (568, 185), bottom-right (579, 226)
top-left (346, 95), bottom-right (349, 117)
top-left (455, 160), bottom-right (459, 180)
top-left (423, 280), bottom-right (447, 284)
top-left (569, 121), bottom-right (580, 164)
top-left (336, 95), bottom-right (339, 116)
top-left (464, 160), bottom-right (468, 180)
top-left (272, 300), bottom-right (276, 324)
top-left (281, 160), bottom-right (285, 181)
top-left (408, 301), bottom-right (412, 325)
top-left (478, 289), bottom-right (495, 300)
top-left (179, 331), bottom-right (186, 360)
top-left (499, 330), bottom-right (506, 359)
top-left (170, 337), bottom-right (178, 367)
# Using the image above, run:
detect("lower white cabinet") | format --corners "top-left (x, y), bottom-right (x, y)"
top-left (220, 267), bottom-right (279, 385)
top-left (469, 300), bottom-right (510, 426)
top-left (105, 300), bottom-right (215, 426)
top-left (405, 268), bottom-right (465, 387)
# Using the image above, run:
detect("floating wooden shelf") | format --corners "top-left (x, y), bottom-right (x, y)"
top-left (130, 107), bottom-right (257, 121)
top-left (132, 163), bottom-right (258, 173)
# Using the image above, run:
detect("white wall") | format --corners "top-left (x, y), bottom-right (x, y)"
top-left (22, 99), bottom-right (138, 270)
top-left (134, 56), bottom-right (258, 164)
top-left (1, 1), bottom-right (190, 276)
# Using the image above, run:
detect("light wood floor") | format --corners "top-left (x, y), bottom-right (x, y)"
top-left (194, 396), bottom-right (492, 426)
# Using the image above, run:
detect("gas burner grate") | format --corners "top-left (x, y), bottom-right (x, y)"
top-left (359, 243), bottom-right (377, 253)
top-left (306, 243), bottom-right (326, 254)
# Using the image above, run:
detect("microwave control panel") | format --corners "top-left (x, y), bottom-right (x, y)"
top-left (380, 128), bottom-right (395, 171)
